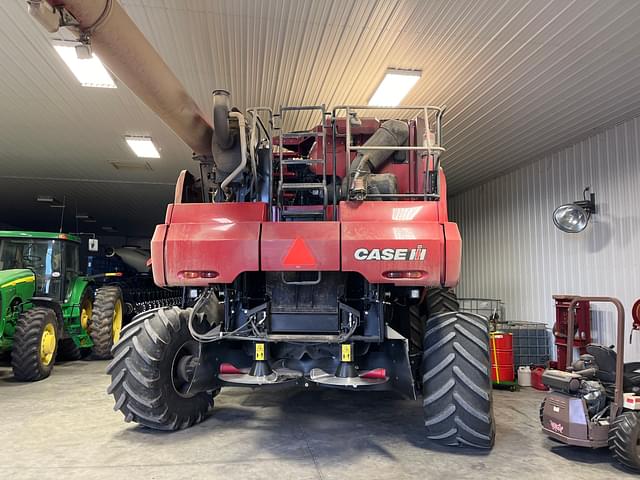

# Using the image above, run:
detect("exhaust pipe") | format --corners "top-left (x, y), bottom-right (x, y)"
top-left (39, 0), bottom-right (213, 156)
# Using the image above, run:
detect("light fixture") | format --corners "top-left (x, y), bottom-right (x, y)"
top-left (368, 69), bottom-right (422, 107)
top-left (76, 213), bottom-right (96, 223)
top-left (37, 195), bottom-right (63, 207)
top-left (53, 43), bottom-right (117, 89)
top-left (553, 187), bottom-right (596, 233)
top-left (101, 226), bottom-right (118, 233)
top-left (125, 136), bottom-right (161, 158)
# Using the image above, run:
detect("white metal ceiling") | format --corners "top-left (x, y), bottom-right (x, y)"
top-left (1, 0), bottom-right (639, 236)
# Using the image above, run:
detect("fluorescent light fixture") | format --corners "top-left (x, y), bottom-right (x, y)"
top-left (37, 195), bottom-right (56, 203)
top-left (369, 69), bottom-right (422, 107)
top-left (101, 226), bottom-right (118, 232)
top-left (125, 136), bottom-right (161, 158)
top-left (53, 44), bottom-right (116, 89)
top-left (76, 213), bottom-right (96, 222)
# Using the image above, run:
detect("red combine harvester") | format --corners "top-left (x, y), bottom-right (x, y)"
top-left (30, 0), bottom-right (494, 448)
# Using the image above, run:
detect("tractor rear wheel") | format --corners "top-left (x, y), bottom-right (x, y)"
top-left (90, 286), bottom-right (124, 359)
top-left (421, 311), bottom-right (495, 448)
top-left (609, 411), bottom-right (640, 471)
top-left (107, 307), bottom-right (213, 430)
top-left (58, 338), bottom-right (82, 361)
top-left (11, 307), bottom-right (60, 381)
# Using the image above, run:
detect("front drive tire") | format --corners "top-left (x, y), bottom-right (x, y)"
top-left (609, 411), bottom-right (640, 471)
top-left (11, 307), bottom-right (60, 381)
top-left (106, 307), bottom-right (213, 431)
top-left (90, 286), bottom-right (124, 359)
top-left (422, 311), bottom-right (495, 448)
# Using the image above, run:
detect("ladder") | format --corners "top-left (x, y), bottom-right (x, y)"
top-left (275, 105), bottom-right (328, 221)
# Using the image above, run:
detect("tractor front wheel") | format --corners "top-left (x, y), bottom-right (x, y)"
top-left (609, 411), bottom-right (640, 471)
top-left (11, 307), bottom-right (60, 381)
top-left (106, 307), bottom-right (213, 430)
top-left (421, 310), bottom-right (495, 448)
top-left (90, 286), bottom-right (124, 359)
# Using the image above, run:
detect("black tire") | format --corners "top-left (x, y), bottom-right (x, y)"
top-left (422, 311), bottom-right (495, 448)
top-left (609, 411), bottom-right (640, 471)
top-left (58, 338), bottom-right (82, 361)
top-left (106, 307), bottom-right (213, 430)
top-left (409, 288), bottom-right (459, 353)
top-left (426, 288), bottom-right (460, 316)
top-left (90, 286), bottom-right (124, 359)
top-left (11, 307), bottom-right (59, 381)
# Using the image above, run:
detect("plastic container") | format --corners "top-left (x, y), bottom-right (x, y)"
top-left (517, 366), bottom-right (532, 387)
top-left (531, 367), bottom-right (549, 391)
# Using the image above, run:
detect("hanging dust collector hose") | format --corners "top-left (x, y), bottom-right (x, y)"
top-left (39, 0), bottom-right (213, 156)
top-left (220, 112), bottom-right (247, 190)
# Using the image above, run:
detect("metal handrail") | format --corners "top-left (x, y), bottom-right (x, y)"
top-left (566, 296), bottom-right (625, 419)
top-left (331, 104), bottom-right (445, 201)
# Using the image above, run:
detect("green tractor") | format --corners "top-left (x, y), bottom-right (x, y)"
top-left (0, 231), bottom-right (124, 381)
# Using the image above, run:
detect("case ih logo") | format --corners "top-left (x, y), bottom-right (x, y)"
top-left (549, 421), bottom-right (564, 434)
top-left (354, 245), bottom-right (427, 261)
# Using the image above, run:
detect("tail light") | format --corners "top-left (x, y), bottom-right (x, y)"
top-left (178, 270), bottom-right (219, 279)
top-left (382, 270), bottom-right (425, 279)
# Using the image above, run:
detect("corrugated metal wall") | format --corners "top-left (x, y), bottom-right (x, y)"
top-left (449, 115), bottom-right (640, 361)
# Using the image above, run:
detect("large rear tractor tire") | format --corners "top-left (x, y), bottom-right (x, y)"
top-left (422, 311), bottom-right (495, 448)
top-left (90, 286), bottom-right (124, 359)
top-left (106, 307), bottom-right (214, 430)
top-left (58, 339), bottom-right (82, 361)
top-left (11, 307), bottom-right (60, 381)
top-left (609, 411), bottom-right (640, 471)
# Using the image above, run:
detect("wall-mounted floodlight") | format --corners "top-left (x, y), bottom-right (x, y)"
top-left (553, 187), bottom-right (596, 233)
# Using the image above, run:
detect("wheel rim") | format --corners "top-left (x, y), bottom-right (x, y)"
top-left (112, 300), bottom-right (123, 344)
top-left (40, 323), bottom-right (56, 366)
top-left (171, 341), bottom-right (199, 398)
top-left (80, 298), bottom-right (92, 331)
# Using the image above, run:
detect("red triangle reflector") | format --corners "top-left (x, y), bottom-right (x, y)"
top-left (283, 237), bottom-right (317, 267)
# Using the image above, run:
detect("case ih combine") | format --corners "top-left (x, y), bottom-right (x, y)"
top-left (30, 0), bottom-right (494, 448)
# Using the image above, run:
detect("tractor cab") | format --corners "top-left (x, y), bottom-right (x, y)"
top-left (0, 231), bottom-right (81, 303)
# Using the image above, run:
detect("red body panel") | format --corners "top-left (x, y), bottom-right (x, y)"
top-left (261, 222), bottom-right (340, 271)
top-left (443, 222), bottom-right (461, 287)
top-left (153, 203), bottom-right (267, 286)
top-left (152, 200), bottom-right (461, 288)
top-left (151, 224), bottom-right (168, 286)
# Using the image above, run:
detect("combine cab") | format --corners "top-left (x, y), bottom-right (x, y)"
top-left (27, 0), bottom-right (494, 448)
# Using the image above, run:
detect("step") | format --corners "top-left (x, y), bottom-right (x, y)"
top-left (280, 183), bottom-right (326, 190)
top-left (281, 158), bottom-right (325, 165)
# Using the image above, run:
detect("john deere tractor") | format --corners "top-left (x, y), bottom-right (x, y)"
top-left (0, 231), bottom-right (123, 381)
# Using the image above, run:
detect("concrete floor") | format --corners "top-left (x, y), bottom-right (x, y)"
top-left (0, 359), bottom-right (633, 480)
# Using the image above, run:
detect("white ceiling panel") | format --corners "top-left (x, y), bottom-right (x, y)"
top-left (0, 0), bottom-right (639, 236)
